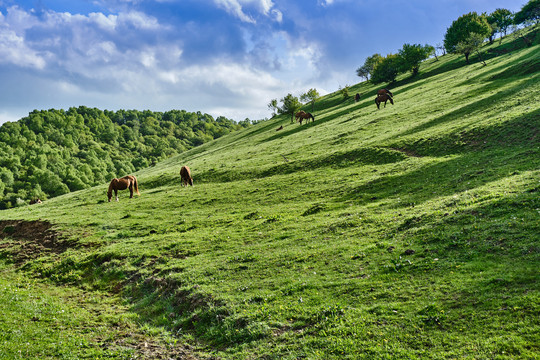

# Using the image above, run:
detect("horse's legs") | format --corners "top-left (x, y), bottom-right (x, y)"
top-left (129, 183), bottom-right (134, 198)
top-left (114, 189), bottom-right (119, 202)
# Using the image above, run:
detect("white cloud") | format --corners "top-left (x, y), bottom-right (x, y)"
top-left (213, 0), bottom-right (282, 23)
top-left (214, 0), bottom-right (255, 23)
top-left (0, 29), bottom-right (47, 69)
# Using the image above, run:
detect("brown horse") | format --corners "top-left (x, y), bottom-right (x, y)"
top-left (375, 93), bottom-right (394, 109)
top-left (355, 93), bottom-right (361, 102)
top-left (296, 111), bottom-right (315, 124)
top-left (180, 166), bottom-right (193, 186)
top-left (29, 198), bottom-right (42, 205)
top-left (295, 110), bottom-right (307, 122)
top-left (107, 175), bottom-right (140, 202)
top-left (377, 88), bottom-right (393, 98)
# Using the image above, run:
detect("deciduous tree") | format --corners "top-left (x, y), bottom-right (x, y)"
top-left (300, 88), bottom-right (320, 112)
top-left (267, 99), bottom-right (279, 117)
top-left (514, 0), bottom-right (540, 25)
top-left (371, 54), bottom-right (402, 84)
top-left (487, 8), bottom-right (513, 43)
top-left (398, 43), bottom-right (434, 75)
top-left (356, 54), bottom-right (383, 81)
top-left (279, 94), bottom-right (302, 123)
top-left (444, 12), bottom-right (491, 64)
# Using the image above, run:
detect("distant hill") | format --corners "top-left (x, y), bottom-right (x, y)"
top-left (0, 107), bottom-right (250, 208)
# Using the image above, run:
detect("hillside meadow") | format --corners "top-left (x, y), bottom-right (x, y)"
top-left (1, 32), bottom-right (539, 359)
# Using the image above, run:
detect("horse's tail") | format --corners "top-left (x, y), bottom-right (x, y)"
top-left (133, 176), bottom-right (140, 195)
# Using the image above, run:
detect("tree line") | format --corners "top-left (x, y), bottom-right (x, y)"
top-left (0, 107), bottom-right (250, 209)
top-left (356, 1), bottom-right (538, 83)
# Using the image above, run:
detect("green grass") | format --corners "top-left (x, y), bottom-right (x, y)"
top-left (1, 30), bottom-right (539, 359)
top-left (0, 263), bottom-right (194, 359)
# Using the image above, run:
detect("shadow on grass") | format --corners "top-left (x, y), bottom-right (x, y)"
top-left (196, 146), bottom-right (408, 184)
top-left (340, 141), bottom-right (539, 209)
top-left (391, 78), bottom-right (540, 140)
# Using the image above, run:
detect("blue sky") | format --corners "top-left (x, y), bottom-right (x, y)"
top-left (0, 0), bottom-right (523, 124)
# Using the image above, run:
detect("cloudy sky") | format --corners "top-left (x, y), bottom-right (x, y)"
top-left (0, 0), bottom-right (523, 124)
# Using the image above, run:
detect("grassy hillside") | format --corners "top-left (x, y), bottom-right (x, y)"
top-left (1, 32), bottom-right (539, 359)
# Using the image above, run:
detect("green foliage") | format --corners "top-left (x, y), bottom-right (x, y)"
top-left (356, 53), bottom-right (383, 81)
top-left (444, 12), bottom-right (492, 63)
top-left (514, 0), bottom-right (540, 25)
top-left (279, 93), bottom-right (302, 123)
top-left (300, 88), bottom-right (320, 112)
top-left (0, 107), bottom-right (246, 208)
top-left (371, 54), bottom-right (402, 83)
top-left (455, 33), bottom-right (488, 65)
top-left (397, 43), bottom-right (434, 75)
top-left (267, 99), bottom-right (279, 117)
top-left (339, 85), bottom-right (350, 99)
top-left (487, 8), bottom-right (513, 42)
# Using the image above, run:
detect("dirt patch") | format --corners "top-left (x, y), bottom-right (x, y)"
top-left (108, 333), bottom-right (202, 360)
top-left (0, 220), bottom-right (75, 263)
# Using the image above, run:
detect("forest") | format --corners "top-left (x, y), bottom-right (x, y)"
top-left (0, 107), bottom-right (249, 209)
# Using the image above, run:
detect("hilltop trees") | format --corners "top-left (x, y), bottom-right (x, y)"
top-left (514, 0), bottom-right (540, 25)
top-left (444, 12), bottom-right (491, 64)
top-left (487, 8), bottom-right (513, 43)
top-left (300, 88), bottom-right (320, 112)
top-left (455, 33), bottom-right (488, 66)
top-left (279, 94), bottom-right (302, 123)
top-left (370, 54), bottom-right (402, 84)
top-left (356, 54), bottom-right (383, 81)
top-left (267, 99), bottom-right (279, 117)
top-left (397, 43), bottom-right (434, 75)
top-left (358, 43), bottom-right (432, 84)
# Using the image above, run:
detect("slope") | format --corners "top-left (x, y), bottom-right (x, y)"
top-left (1, 32), bottom-right (539, 359)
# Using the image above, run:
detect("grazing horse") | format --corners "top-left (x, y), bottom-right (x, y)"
top-left (377, 88), bottom-right (393, 98)
top-left (295, 111), bottom-right (307, 122)
top-left (107, 175), bottom-right (140, 202)
top-left (29, 198), bottom-right (42, 205)
top-left (180, 166), bottom-right (193, 186)
top-left (296, 111), bottom-right (315, 124)
top-left (375, 93), bottom-right (394, 109)
top-left (355, 93), bottom-right (361, 102)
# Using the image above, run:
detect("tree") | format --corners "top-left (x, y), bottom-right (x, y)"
top-left (267, 99), bottom-right (279, 117)
top-left (398, 43), bottom-right (434, 75)
top-left (339, 85), bottom-right (350, 100)
top-left (279, 94), bottom-right (302, 123)
top-left (300, 88), bottom-right (320, 112)
top-left (455, 33), bottom-right (487, 66)
top-left (356, 54), bottom-right (383, 81)
top-left (444, 12), bottom-right (491, 64)
top-left (487, 8), bottom-right (513, 43)
top-left (514, 0), bottom-right (540, 25)
top-left (371, 54), bottom-right (402, 84)
top-left (436, 43), bottom-right (446, 56)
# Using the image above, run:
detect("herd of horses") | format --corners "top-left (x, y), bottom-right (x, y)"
top-left (30, 89), bottom-right (395, 204)
top-left (108, 90), bottom-right (393, 201)
top-left (291, 88), bottom-right (394, 128)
